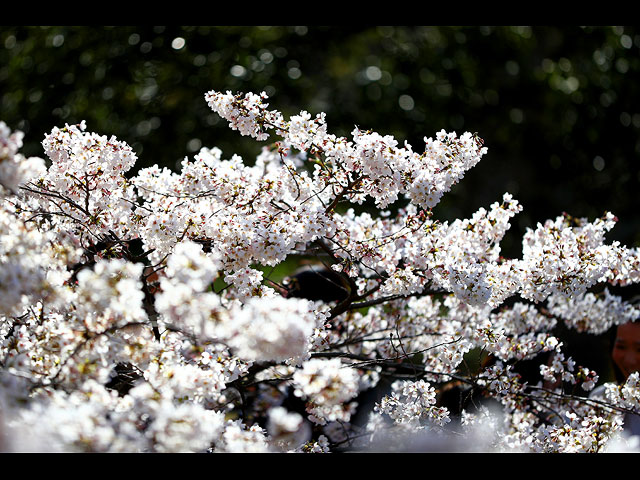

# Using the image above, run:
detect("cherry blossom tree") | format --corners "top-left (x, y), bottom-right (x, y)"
top-left (1, 89), bottom-right (639, 453)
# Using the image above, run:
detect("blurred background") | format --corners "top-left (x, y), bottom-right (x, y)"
top-left (2, 25), bottom-right (639, 384)
top-left (2, 26), bottom-right (639, 248)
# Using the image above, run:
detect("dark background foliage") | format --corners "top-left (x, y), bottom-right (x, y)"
top-left (2, 25), bottom-right (639, 379)
top-left (2, 26), bottom-right (638, 249)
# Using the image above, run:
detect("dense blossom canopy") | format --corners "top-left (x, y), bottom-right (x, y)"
top-left (0, 89), bottom-right (639, 452)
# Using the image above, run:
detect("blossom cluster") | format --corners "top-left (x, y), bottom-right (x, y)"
top-left (0, 89), bottom-right (639, 453)
top-left (374, 379), bottom-right (451, 428)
